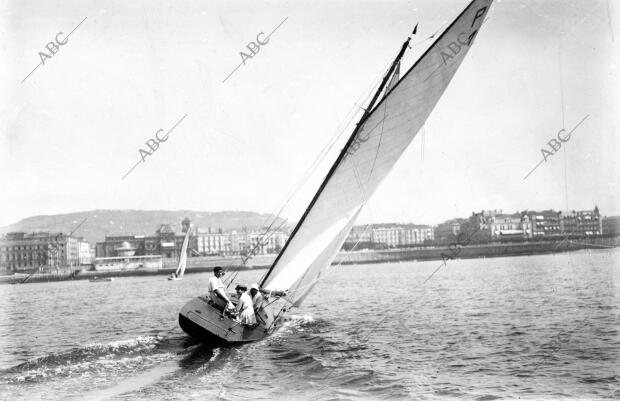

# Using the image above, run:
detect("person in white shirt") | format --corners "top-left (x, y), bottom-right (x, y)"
top-left (235, 285), bottom-right (256, 325)
top-left (207, 266), bottom-right (233, 311)
top-left (249, 283), bottom-right (264, 312)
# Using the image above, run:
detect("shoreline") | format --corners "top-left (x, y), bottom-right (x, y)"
top-left (2, 237), bottom-right (617, 285)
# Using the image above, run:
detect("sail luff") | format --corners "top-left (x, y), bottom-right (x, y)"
top-left (262, 0), bottom-right (492, 305)
top-left (260, 34), bottom-right (413, 289)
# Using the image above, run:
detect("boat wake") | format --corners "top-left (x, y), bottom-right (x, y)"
top-left (0, 313), bottom-right (379, 400)
top-left (2, 335), bottom-right (183, 384)
top-left (0, 333), bottom-right (205, 401)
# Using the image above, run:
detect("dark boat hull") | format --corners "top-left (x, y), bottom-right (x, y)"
top-left (178, 296), bottom-right (281, 345)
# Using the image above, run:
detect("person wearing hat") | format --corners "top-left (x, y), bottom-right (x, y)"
top-left (234, 284), bottom-right (256, 325)
top-left (207, 266), bottom-right (233, 311)
top-left (249, 283), bottom-right (264, 312)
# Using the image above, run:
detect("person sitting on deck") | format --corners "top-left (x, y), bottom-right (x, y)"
top-left (207, 266), bottom-right (234, 311)
top-left (235, 284), bottom-right (257, 326)
top-left (250, 283), bottom-right (264, 312)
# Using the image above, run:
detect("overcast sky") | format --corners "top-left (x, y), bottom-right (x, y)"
top-left (1, 0), bottom-right (618, 228)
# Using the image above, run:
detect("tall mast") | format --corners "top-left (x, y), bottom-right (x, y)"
top-left (260, 29), bottom-right (415, 287)
top-left (361, 27), bottom-right (416, 123)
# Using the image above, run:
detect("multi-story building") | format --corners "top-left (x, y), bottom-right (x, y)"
top-left (488, 213), bottom-right (523, 238)
top-left (78, 240), bottom-right (92, 265)
top-left (96, 223), bottom-right (190, 258)
top-left (524, 210), bottom-right (562, 237)
top-left (0, 232), bottom-right (83, 272)
top-left (196, 229), bottom-right (229, 255)
top-left (559, 208), bottom-right (602, 236)
top-left (342, 225), bottom-right (373, 250)
top-left (371, 226), bottom-right (401, 248)
top-left (434, 219), bottom-right (466, 243)
top-left (346, 224), bottom-right (434, 248)
top-left (602, 216), bottom-right (620, 236)
top-left (399, 224), bottom-right (434, 245)
top-left (97, 219), bottom-right (290, 258)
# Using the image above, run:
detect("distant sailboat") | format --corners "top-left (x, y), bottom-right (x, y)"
top-left (178, 0), bottom-right (492, 344)
top-left (169, 224), bottom-right (191, 281)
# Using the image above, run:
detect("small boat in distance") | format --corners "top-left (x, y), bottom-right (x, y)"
top-left (178, 0), bottom-right (492, 345)
top-left (89, 277), bottom-right (114, 282)
top-left (168, 220), bottom-right (191, 281)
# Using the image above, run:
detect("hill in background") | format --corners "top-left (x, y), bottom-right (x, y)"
top-left (0, 210), bottom-right (287, 244)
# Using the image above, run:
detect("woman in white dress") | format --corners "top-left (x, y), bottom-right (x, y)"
top-left (235, 285), bottom-right (257, 325)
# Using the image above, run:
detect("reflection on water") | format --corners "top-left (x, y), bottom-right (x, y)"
top-left (0, 249), bottom-right (618, 400)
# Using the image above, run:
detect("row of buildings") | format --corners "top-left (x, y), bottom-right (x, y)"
top-left (344, 224), bottom-right (435, 249)
top-left (350, 207), bottom-right (614, 248)
top-left (0, 231), bottom-right (93, 272)
top-left (2, 207), bottom-right (618, 272)
top-left (94, 218), bottom-right (289, 259)
top-left (433, 207), bottom-right (608, 243)
top-left (0, 218), bottom-right (290, 272)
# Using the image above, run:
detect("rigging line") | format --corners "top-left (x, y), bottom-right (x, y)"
top-left (354, 227), bottom-right (485, 344)
top-left (607, 0), bottom-right (615, 42)
top-left (223, 218), bottom-right (288, 282)
top-left (257, 61), bottom-right (390, 243)
top-left (260, 60), bottom-right (394, 287)
top-left (285, 165), bottom-right (376, 299)
top-left (559, 38), bottom-right (569, 211)
top-left (241, 218), bottom-right (289, 267)
top-left (553, 222), bottom-right (583, 251)
top-left (283, 164), bottom-right (375, 299)
top-left (287, 152), bottom-right (379, 296)
top-left (280, 56), bottom-right (393, 199)
top-left (221, 221), bottom-right (281, 279)
top-left (246, 63), bottom-right (390, 246)
top-left (284, 216), bottom-right (375, 298)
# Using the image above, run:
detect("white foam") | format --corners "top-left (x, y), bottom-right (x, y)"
top-left (85, 335), bottom-right (159, 352)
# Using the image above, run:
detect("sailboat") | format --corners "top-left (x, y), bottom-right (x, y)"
top-left (168, 225), bottom-right (191, 281)
top-left (178, 0), bottom-right (492, 344)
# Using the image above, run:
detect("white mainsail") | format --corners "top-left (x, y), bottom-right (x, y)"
top-left (261, 0), bottom-right (492, 306)
top-left (175, 229), bottom-right (190, 278)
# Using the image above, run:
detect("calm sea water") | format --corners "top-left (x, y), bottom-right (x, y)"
top-left (0, 249), bottom-right (618, 400)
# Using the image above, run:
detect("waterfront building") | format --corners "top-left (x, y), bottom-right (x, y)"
top-left (371, 226), bottom-right (401, 248)
top-left (521, 214), bottom-right (533, 237)
top-left (434, 219), bottom-right (466, 243)
top-left (488, 213), bottom-right (523, 238)
top-left (346, 223), bottom-right (434, 248)
top-left (96, 223), bottom-right (191, 259)
top-left (78, 240), bottom-right (93, 265)
top-left (115, 241), bottom-right (136, 257)
top-left (343, 225), bottom-right (373, 250)
top-left (399, 224), bottom-right (434, 245)
top-left (602, 216), bottom-right (620, 236)
top-left (344, 225), bottom-right (372, 246)
top-left (559, 207), bottom-right (602, 236)
top-left (97, 221), bottom-right (289, 258)
top-left (196, 229), bottom-right (230, 255)
top-left (523, 210), bottom-right (562, 237)
top-left (0, 232), bottom-right (83, 272)
top-left (96, 235), bottom-right (145, 258)
top-left (238, 229), bottom-right (288, 255)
